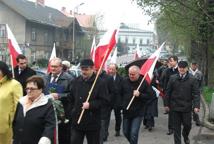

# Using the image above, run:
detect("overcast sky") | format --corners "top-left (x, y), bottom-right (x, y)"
top-left (28, 0), bottom-right (154, 31)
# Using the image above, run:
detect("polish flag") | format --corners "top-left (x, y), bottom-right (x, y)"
top-left (90, 36), bottom-right (96, 62)
top-left (134, 44), bottom-right (141, 60)
top-left (47, 43), bottom-right (56, 73)
top-left (110, 47), bottom-right (117, 64)
top-left (6, 24), bottom-right (22, 67)
top-left (94, 28), bottom-right (118, 69)
top-left (140, 42), bottom-right (165, 84)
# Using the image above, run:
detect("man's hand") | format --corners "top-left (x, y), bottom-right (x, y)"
top-left (133, 90), bottom-right (140, 97)
top-left (51, 93), bottom-right (59, 100)
top-left (194, 108), bottom-right (200, 113)
top-left (164, 106), bottom-right (170, 112)
top-left (82, 102), bottom-right (90, 109)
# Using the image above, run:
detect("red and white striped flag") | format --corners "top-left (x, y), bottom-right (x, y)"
top-left (6, 24), bottom-right (22, 67)
top-left (90, 36), bottom-right (96, 62)
top-left (140, 42), bottom-right (165, 84)
top-left (47, 43), bottom-right (56, 73)
top-left (134, 44), bottom-right (141, 60)
top-left (94, 28), bottom-right (119, 69)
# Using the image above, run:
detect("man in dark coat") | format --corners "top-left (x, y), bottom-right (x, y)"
top-left (122, 65), bottom-right (156, 144)
top-left (162, 55), bottom-right (179, 135)
top-left (43, 57), bottom-right (73, 144)
top-left (14, 54), bottom-right (36, 95)
top-left (164, 61), bottom-right (200, 144)
top-left (69, 59), bottom-right (108, 144)
top-left (107, 63), bottom-right (124, 136)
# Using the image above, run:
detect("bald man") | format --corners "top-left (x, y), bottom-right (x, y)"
top-left (122, 65), bottom-right (156, 144)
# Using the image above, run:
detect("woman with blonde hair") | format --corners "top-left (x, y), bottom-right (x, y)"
top-left (0, 61), bottom-right (22, 144)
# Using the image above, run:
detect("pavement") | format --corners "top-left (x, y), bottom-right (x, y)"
top-left (83, 97), bottom-right (214, 144)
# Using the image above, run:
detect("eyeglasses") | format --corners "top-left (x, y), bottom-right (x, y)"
top-left (25, 87), bottom-right (39, 91)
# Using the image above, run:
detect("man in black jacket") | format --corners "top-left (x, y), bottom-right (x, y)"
top-left (122, 65), bottom-right (156, 144)
top-left (162, 55), bottom-right (179, 135)
top-left (164, 61), bottom-right (200, 144)
top-left (69, 59), bottom-right (108, 144)
top-left (14, 54), bottom-right (36, 95)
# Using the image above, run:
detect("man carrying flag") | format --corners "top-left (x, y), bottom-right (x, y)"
top-left (122, 65), bottom-right (156, 144)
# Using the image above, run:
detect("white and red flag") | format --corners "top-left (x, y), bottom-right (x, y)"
top-left (47, 43), bottom-right (56, 73)
top-left (6, 24), bottom-right (22, 67)
top-left (90, 36), bottom-right (96, 62)
top-left (134, 44), bottom-right (141, 60)
top-left (140, 42), bottom-right (165, 84)
top-left (110, 47), bottom-right (117, 64)
top-left (94, 28), bottom-right (119, 69)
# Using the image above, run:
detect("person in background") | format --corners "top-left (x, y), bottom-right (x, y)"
top-left (189, 62), bottom-right (203, 126)
top-left (0, 61), bottom-right (22, 144)
top-left (107, 63), bottom-right (124, 136)
top-left (14, 54), bottom-right (36, 95)
top-left (13, 76), bottom-right (56, 144)
top-left (164, 61), bottom-right (200, 144)
top-left (43, 57), bottom-right (73, 144)
top-left (62, 60), bottom-right (75, 78)
top-left (162, 55), bottom-right (179, 135)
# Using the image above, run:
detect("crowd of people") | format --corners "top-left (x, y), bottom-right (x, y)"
top-left (0, 54), bottom-right (203, 144)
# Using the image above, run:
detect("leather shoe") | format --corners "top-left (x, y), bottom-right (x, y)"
top-left (184, 138), bottom-right (190, 144)
top-left (195, 121), bottom-right (201, 126)
top-left (166, 129), bottom-right (173, 135)
top-left (148, 126), bottom-right (152, 132)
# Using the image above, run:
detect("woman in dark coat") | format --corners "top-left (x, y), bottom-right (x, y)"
top-left (13, 76), bottom-right (56, 144)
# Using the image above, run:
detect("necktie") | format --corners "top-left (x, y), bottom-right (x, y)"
top-left (52, 75), bottom-right (58, 83)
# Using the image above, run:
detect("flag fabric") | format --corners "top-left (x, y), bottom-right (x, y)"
top-left (110, 47), bottom-right (117, 64)
top-left (6, 24), bottom-right (22, 67)
top-left (134, 44), bottom-right (141, 60)
top-left (140, 42), bottom-right (165, 84)
top-left (47, 43), bottom-right (56, 73)
top-left (90, 36), bottom-right (96, 62)
top-left (94, 28), bottom-right (118, 69)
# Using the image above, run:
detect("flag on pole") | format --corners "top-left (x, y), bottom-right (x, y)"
top-left (90, 36), bottom-right (96, 62)
top-left (134, 44), bottom-right (141, 60)
top-left (94, 28), bottom-right (118, 69)
top-left (6, 24), bottom-right (22, 67)
top-left (47, 43), bottom-right (56, 73)
top-left (140, 42), bottom-right (165, 84)
top-left (110, 47), bottom-right (117, 63)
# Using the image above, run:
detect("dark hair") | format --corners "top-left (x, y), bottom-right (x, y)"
top-left (16, 54), bottom-right (27, 63)
top-left (26, 76), bottom-right (45, 90)
top-left (168, 55), bottom-right (178, 62)
top-left (0, 61), bottom-right (12, 80)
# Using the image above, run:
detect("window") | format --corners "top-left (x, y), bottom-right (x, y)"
top-left (125, 37), bottom-right (128, 43)
top-left (147, 39), bottom-right (150, 45)
top-left (31, 28), bottom-right (36, 41)
top-left (44, 32), bottom-right (48, 43)
top-left (0, 25), bottom-right (6, 37)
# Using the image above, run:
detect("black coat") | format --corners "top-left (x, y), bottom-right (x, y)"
top-left (69, 73), bottom-right (108, 131)
top-left (164, 72), bottom-right (200, 112)
top-left (110, 73), bottom-right (124, 108)
top-left (13, 97), bottom-right (56, 144)
top-left (14, 66), bottom-right (36, 95)
top-left (122, 76), bottom-right (156, 119)
top-left (43, 72), bottom-right (73, 119)
top-left (162, 67), bottom-right (179, 92)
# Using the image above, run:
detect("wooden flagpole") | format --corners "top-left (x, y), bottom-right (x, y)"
top-left (126, 72), bottom-right (148, 110)
top-left (77, 47), bottom-right (112, 124)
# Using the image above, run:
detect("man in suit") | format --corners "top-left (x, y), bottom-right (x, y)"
top-left (43, 57), bottom-right (73, 144)
top-left (14, 54), bottom-right (36, 95)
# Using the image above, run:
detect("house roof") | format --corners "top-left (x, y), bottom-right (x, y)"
top-left (1, 0), bottom-right (74, 28)
top-left (75, 14), bottom-right (95, 28)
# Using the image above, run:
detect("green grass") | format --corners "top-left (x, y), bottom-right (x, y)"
top-left (203, 86), bottom-right (214, 104)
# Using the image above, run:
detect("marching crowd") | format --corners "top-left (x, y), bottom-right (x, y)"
top-left (0, 54), bottom-right (203, 144)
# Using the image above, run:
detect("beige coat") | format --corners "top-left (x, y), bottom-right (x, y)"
top-left (0, 76), bottom-right (22, 144)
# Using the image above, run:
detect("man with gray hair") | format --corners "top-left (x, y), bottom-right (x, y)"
top-left (122, 65), bottom-right (156, 144)
top-left (43, 57), bottom-right (73, 144)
